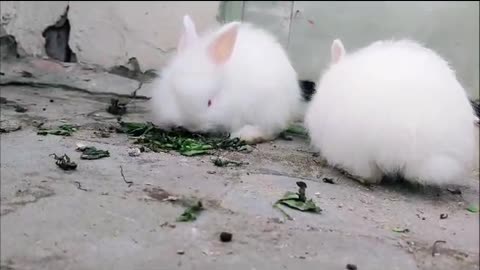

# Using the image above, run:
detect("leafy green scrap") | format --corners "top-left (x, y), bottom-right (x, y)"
top-left (176, 201), bottom-right (204, 222)
top-left (466, 205), bottom-right (479, 213)
top-left (38, 124), bottom-right (77, 136)
top-left (117, 121), bottom-right (248, 156)
top-left (77, 146), bottom-right (110, 160)
top-left (274, 181), bottom-right (322, 219)
top-left (392, 227), bottom-right (410, 233)
top-left (284, 125), bottom-right (308, 136)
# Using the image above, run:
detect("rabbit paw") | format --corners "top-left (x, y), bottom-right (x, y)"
top-left (231, 125), bottom-right (275, 144)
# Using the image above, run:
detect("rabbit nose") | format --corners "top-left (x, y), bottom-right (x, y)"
top-left (208, 99), bottom-right (212, 107)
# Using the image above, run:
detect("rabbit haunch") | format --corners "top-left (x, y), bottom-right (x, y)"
top-left (150, 15), bottom-right (304, 144)
top-left (305, 39), bottom-right (478, 186)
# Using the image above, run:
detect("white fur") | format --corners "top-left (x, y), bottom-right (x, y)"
top-left (150, 15), bottom-right (304, 143)
top-left (305, 39), bottom-right (478, 186)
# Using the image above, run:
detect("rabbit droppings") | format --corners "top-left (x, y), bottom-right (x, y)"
top-left (150, 15), bottom-right (305, 144)
top-left (305, 39), bottom-right (478, 186)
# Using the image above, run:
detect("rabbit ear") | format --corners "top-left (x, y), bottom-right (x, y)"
top-left (208, 22), bottom-right (240, 65)
top-left (331, 39), bottom-right (346, 64)
top-left (177, 14), bottom-right (198, 52)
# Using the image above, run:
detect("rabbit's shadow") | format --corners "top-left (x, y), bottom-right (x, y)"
top-left (368, 173), bottom-right (473, 203)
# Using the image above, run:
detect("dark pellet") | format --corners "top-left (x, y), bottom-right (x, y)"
top-left (346, 264), bottom-right (357, 270)
top-left (219, 232), bottom-right (232, 242)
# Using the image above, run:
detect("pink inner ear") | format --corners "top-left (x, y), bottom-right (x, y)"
top-left (209, 24), bottom-right (239, 65)
top-left (331, 40), bottom-right (345, 64)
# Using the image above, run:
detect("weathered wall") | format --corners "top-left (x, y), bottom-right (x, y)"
top-left (0, 1), bottom-right (221, 70)
top-left (68, 1), bottom-right (221, 70)
top-left (0, 1), bottom-right (69, 57)
top-left (1, 1), bottom-right (478, 99)
top-left (285, 1), bottom-right (479, 100)
top-left (235, 1), bottom-right (479, 100)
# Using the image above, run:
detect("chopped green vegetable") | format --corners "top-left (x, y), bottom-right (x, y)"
top-left (284, 125), bottom-right (308, 136)
top-left (117, 121), bottom-right (248, 156)
top-left (77, 146), bottom-right (110, 160)
top-left (176, 201), bottom-right (204, 222)
top-left (392, 227), bottom-right (410, 233)
top-left (38, 124), bottom-right (77, 136)
top-left (466, 205), bottom-right (479, 213)
top-left (274, 181), bottom-right (322, 218)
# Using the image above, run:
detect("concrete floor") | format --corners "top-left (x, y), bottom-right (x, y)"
top-left (1, 58), bottom-right (479, 270)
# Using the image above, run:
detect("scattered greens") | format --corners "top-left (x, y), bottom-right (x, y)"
top-left (117, 121), bottom-right (248, 156)
top-left (466, 205), bottom-right (479, 213)
top-left (77, 146), bottom-right (110, 160)
top-left (274, 181), bottom-right (322, 220)
top-left (38, 124), bottom-right (77, 136)
top-left (392, 227), bottom-right (410, 233)
top-left (278, 125), bottom-right (308, 140)
top-left (50, 153), bottom-right (77, 170)
top-left (284, 125), bottom-right (308, 137)
top-left (176, 201), bottom-right (204, 222)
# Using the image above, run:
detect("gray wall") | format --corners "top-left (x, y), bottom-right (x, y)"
top-left (229, 1), bottom-right (479, 99)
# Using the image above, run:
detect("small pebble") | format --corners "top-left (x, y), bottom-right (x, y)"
top-left (346, 264), bottom-right (357, 270)
top-left (219, 232), bottom-right (233, 242)
top-left (128, 148), bottom-right (141, 157)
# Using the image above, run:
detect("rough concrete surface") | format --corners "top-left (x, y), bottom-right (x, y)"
top-left (0, 1), bottom-right (221, 70)
top-left (1, 58), bottom-right (479, 270)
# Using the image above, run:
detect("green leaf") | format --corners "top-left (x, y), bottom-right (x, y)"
top-left (181, 149), bottom-right (210, 156)
top-left (78, 147), bottom-right (110, 160)
top-left (176, 201), bottom-right (204, 222)
top-left (37, 124), bottom-right (77, 136)
top-left (466, 205), bottom-right (479, 213)
top-left (277, 198), bottom-right (321, 213)
top-left (392, 227), bottom-right (410, 233)
top-left (285, 125), bottom-right (308, 136)
top-left (279, 191), bottom-right (301, 201)
top-left (274, 190), bottom-right (322, 215)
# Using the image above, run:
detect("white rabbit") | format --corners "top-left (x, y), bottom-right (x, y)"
top-left (150, 15), bottom-right (305, 144)
top-left (305, 39), bottom-right (478, 186)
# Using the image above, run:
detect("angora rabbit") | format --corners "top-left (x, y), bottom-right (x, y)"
top-left (150, 15), bottom-right (306, 144)
top-left (305, 39), bottom-right (478, 186)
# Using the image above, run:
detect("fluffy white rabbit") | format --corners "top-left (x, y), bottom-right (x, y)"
top-left (150, 15), bottom-right (305, 144)
top-left (305, 39), bottom-right (478, 186)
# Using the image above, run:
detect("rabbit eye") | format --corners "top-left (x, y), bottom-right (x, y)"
top-left (208, 99), bottom-right (212, 107)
